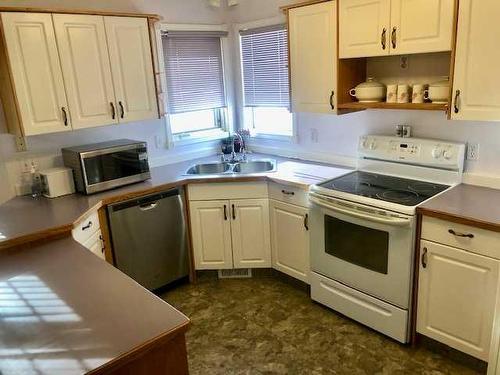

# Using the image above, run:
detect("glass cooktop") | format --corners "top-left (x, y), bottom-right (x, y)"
top-left (318, 171), bottom-right (450, 206)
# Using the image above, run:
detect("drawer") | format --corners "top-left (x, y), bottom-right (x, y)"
top-left (268, 182), bottom-right (309, 207)
top-left (83, 229), bottom-right (102, 250)
top-left (72, 210), bottom-right (100, 245)
top-left (188, 182), bottom-right (268, 201)
top-left (421, 216), bottom-right (500, 260)
top-left (89, 239), bottom-right (105, 260)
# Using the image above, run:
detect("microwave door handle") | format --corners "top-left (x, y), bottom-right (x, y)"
top-left (309, 195), bottom-right (411, 227)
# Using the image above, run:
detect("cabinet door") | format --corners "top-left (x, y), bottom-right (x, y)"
top-left (270, 200), bottom-right (309, 283)
top-left (53, 14), bottom-right (117, 129)
top-left (339, 0), bottom-right (391, 58)
top-left (451, 0), bottom-right (500, 121)
top-left (104, 17), bottom-right (158, 123)
top-left (417, 240), bottom-right (499, 361)
top-left (289, 1), bottom-right (337, 113)
top-left (231, 199), bottom-right (271, 268)
top-left (390, 0), bottom-right (454, 55)
top-left (189, 200), bottom-right (233, 270)
top-left (1, 12), bottom-right (70, 135)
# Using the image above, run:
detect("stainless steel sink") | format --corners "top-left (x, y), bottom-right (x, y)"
top-left (232, 160), bottom-right (276, 173)
top-left (185, 162), bottom-right (231, 175)
top-left (185, 160), bottom-right (276, 175)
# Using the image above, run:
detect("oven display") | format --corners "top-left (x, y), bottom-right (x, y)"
top-left (324, 215), bottom-right (389, 274)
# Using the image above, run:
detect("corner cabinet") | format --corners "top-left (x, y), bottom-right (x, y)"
top-left (0, 11), bottom-right (159, 138)
top-left (451, 0), bottom-right (500, 121)
top-left (288, 1), bottom-right (337, 113)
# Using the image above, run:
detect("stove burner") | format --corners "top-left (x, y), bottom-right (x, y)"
top-left (377, 190), bottom-right (420, 204)
top-left (408, 182), bottom-right (441, 195)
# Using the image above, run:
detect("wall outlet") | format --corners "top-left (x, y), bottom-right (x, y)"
top-left (310, 128), bottom-right (319, 143)
top-left (400, 56), bottom-right (409, 70)
top-left (467, 143), bottom-right (480, 160)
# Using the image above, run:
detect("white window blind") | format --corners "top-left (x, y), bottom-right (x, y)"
top-left (162, 31), bottom-right (228, 114)
top-left (240, 25), bottom-right (290, 108)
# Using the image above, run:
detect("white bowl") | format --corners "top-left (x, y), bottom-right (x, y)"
top-left (349, 78), bottom-right (386, 102)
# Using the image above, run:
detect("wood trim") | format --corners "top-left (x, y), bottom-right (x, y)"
top-left (0, 225), bottom-right (73, 251)
top-left (0, 7), bottom-right (160, 21)
top-left (98, 206), bottom-right (116, 265)
top-left (416, 208), bottom-right (500, 233)
top-left (338, 101), bottom-right (448, 111)
top-left (183, 186), bottom-right (197, 284)
top-left (410, 213), bottom-right (423, 346)
top-left (447, 0), bottom-right (460, 120)
top-left (280, 0), bottom-right (332, 13)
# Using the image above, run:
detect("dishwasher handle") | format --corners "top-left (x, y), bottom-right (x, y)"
top-left (139, 202), bottom-right (159, 211)
top-left (109, 188), bottom-right (180, 213)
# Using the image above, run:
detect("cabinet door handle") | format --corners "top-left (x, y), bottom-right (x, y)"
top-left (421, 247), bottom-right (428, 268)
top-left (381, 28), bottom-right (387, 50)
top-left (119, 101), bottom-right (125, 119)
top-left (448, 229), bottom-right (474, 238)
top-left (223, 205), bottom-right (228, 221)
top-left (329, 90), bottom-right (335, 110)
top-left (62, 107), bottom-right (68, 126)
top-left (82, 221), bottom-right (93, 231)
top-left (304, 213), bottom-right (309, 231)
top-left (454, 90), bottom-right (461, 114)
top-left (232, 204), bottom-right (236, 220)
top-left (391, 27), bottom-right (397, 49)
top-left (110, 102), bottom-right (116, 119)
top-left (281, 190), bottom-right (295, 196)
top-left (99, 234), bottom-right (105, 253)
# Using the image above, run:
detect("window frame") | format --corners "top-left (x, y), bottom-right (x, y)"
top-left (235, 17), bottom-right (297, 144)
top-left (156, 23), bottom-right (234, 147)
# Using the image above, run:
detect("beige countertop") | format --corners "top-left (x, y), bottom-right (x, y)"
top-left (0, 237), bottom-right (189, 375)
top-left (0, 153), bottom-right (352, 249)
top-left (417, 183), bottom-right (500, 232)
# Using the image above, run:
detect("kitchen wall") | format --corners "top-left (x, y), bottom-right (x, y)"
top-left (1, 0), bottom-right (499, 202)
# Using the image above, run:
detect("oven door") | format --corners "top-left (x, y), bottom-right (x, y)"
top-left (309, 192), bottom-right (415, 309)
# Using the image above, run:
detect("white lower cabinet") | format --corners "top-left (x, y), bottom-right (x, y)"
top-left (270, 200), bottom-right (310, 283)
top-left (417, 239), bottom-right (499, 361)
top-left (72, 209), bottom-right (105, 259)
top-left (189, 200), bottom-right (233, 270)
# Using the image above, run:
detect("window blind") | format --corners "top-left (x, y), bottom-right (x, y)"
top-left (162, 31), bottom-right (227, 114)
top-left (240, 24), bottom-right (290, 108)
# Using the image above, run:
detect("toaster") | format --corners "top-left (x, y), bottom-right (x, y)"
top-left (40, 167), bottom-right (75, 198)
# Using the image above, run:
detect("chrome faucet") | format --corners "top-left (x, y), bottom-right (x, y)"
top-left (231, 133), bottom-right (246, 162)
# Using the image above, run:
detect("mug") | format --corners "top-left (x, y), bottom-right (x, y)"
top-left (386, 84), bottom-right (398, 103)
top-left (412, 84), bottom-right (425, 103)
top-left (397, 84), bottom-right (410, 103)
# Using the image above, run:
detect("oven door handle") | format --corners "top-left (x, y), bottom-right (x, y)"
top-left (309, 194), bottom-right (411, 227)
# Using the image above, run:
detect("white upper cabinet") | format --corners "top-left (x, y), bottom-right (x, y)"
top-left (1, 12), bottom-right (71, 135)
top-left (53, 14), bottom-right (117, 129)
top-left (231, 199), bottom-right (271, 268)
top-left (289, 1), bottom-right (337, 113)
top-left (451, 0), bottom-right (500, 121)
top-left (339, 0), bottom-right (454, 58)
top-left (390, 0), bottom-right (455, 55)
top-left (104, 17), bottom-right (158, 123)
top-left (339, 0), bottom-right (391, 58)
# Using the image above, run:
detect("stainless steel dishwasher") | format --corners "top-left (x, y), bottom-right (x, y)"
top-left (107, 188), bottom-right (189, 291)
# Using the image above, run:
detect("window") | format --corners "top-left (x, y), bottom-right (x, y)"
top-left (161, 29), bottom-right (229, 140)
top-left (240, 24), bottom-right (293, 138)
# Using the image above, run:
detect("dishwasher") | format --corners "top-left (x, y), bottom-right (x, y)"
top-left (107, 188), bottom-right (189, 291)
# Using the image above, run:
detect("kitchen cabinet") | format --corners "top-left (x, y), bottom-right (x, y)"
top-left (231, 199), bottom-right (271, 268)
top-left (270, 200), bottom-right (309, 283)
top-left (0, 12), bottom-right (71, 135)
top-left (417, 219), bottom-right (500, 361)
top-left (104, 16), bottom-right (158, 123)
top-left (72, 209), bottom-right (105, 259)
top-left (288, 1), bottom-right (337, 113)
top-left (189, 200), bottom-right (233, 270)
top-left (53, 14), bottom-right (117, 129)
top-left (451, 0), bottom-right (500, 121)
top-left (339, 0), bottom-right (454, 58)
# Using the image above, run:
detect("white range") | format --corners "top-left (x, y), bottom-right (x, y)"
top-left (308, 135), bottom-right (466, 343)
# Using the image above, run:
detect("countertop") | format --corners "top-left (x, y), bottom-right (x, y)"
top-left (0, 237), bottom-right (189, 375)
top-left (0, 153), bottom-right (352, 249)
top-left (417, 184), bottom-right (500, 232)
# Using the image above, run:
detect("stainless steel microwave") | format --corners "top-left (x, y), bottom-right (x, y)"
top-left (62, 139), bottom-right (151, 195)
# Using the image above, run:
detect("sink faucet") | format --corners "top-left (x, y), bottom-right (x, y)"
top-left (231, 133), bottom-right (246, 162)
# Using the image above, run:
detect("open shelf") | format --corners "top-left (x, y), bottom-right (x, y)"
top-left (337, 101), bottom-right (448, 111)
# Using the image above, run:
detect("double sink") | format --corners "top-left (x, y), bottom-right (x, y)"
top-left (186, 160), bottom-right (276, 175)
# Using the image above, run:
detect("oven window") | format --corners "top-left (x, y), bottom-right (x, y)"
top-left (83, 148), bottom-right (149, 186)
top-left (324, 215), bottom-right (389, 274)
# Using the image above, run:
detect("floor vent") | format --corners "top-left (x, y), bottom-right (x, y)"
top-left (218, 269), bottom-right (252, 279)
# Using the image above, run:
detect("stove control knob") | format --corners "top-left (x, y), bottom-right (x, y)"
top-left (443, 149), bottom-right (454, 160)
top-left (432, 147), bottom-right (443, 159)
top-left (361, 138), bottom-right (369, 149)
top-left (369, 141), bottom-right (377, 150)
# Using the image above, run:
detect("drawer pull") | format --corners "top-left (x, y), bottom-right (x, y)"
top-left (448, 229), bottom-right (474, 239)
top-left (422, 247), bottom-right (428, 268)
top-left (82, 221), bottom-right (93, 231)
top-left (223, 205), bottom-right (228, 221)
top-left (281, 190), bottom-right (295, 196)
top-left (232, 204), bottom-right (236, 220)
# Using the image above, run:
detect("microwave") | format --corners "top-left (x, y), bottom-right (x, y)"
top-left (62, 139), bottom-right (151, 195)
